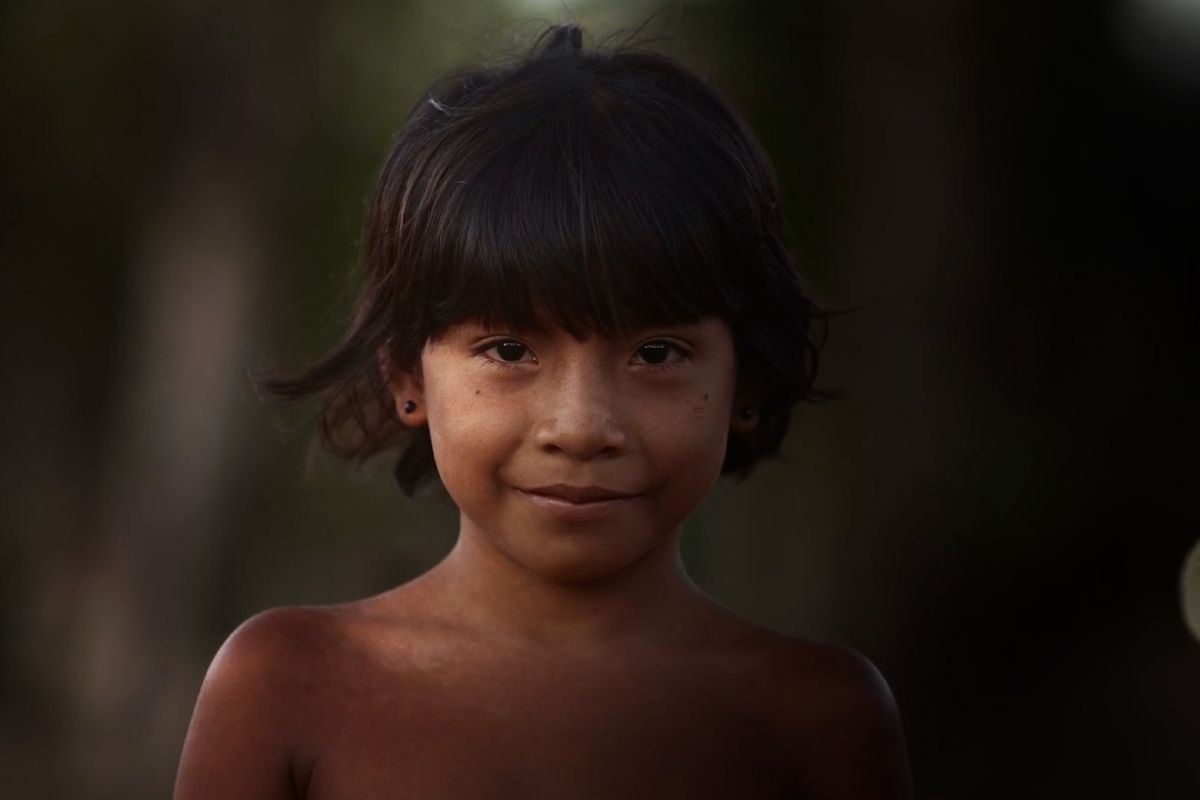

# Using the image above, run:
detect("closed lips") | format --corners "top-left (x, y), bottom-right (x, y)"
top-left (519, 484), bottom-right (637, 503)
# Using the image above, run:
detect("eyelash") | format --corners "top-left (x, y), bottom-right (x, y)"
top-left (474, 339), bottom-right (693, 371)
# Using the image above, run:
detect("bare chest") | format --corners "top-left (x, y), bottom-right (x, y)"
top-left (299, 657), bottom-right (793, 799)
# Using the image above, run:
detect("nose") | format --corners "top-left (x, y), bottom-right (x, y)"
top-left (533, 365), bottom-right (628, 460)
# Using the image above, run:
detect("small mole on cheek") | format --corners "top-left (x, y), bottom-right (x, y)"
top-left (475, 390), bottom-right (480, 395)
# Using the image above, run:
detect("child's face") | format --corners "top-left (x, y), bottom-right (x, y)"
top-left (395, 316), bottom-right (752, 581)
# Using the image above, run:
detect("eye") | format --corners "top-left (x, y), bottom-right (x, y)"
top-left (478, 339), bottom-right (535, 366)
top-left (631, 340), bottom-right (691, 369)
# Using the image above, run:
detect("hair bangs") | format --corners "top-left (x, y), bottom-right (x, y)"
top-left (414, 90), bottom-right (746, 341)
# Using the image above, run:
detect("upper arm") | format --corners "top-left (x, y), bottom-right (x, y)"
top-left (780, 645), bottom-right (912, 800)
top-left (174, 608), bottom-right (315, 800)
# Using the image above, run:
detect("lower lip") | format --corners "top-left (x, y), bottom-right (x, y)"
top-left (514, 489), bottom-right (639, 523)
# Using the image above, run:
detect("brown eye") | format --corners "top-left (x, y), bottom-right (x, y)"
top-left (476, 337), bottom-right (536, 369)
top-left (632, 340), bottom-right (690, 368)
top-left (494, 341), bottom-right (528, 362)
top-left (638, 342), bottom-right (670, 365)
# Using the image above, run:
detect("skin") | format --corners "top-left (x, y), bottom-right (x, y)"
top-left (174, 317), bottom-right (912, 799)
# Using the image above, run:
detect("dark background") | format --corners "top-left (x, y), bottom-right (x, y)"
top-left (2, 1), bottom-right (1197, 797)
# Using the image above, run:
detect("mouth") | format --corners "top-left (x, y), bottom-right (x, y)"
top-left (517, 483), bottom-right (639, 504)
top-left (513, 485), bottom-right (640, 522)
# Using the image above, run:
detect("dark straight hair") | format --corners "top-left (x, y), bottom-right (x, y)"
top-left (260, 24), bottom-right (830, 496)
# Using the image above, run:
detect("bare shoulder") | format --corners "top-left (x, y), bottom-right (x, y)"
top-left (690, 612), bottom-right (910, 800)
top-left (752, 632), bottom-right (912, 800)
top-left (763, 636), bottom-right (898, 720)
top-left (213, 605), bottom-right (341, 670)
top-left (173, 605), bottom-right (355, 800)
top-left (200, 604), bottom-right (362, 710)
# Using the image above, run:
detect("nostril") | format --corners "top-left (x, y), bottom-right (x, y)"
top-left (535, 414), bottom-right (627, 460)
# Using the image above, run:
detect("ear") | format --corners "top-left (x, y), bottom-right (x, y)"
top-left (729, 390), bottom-right (760, 435)
top-left (378, 346), bottom-right (428, 427)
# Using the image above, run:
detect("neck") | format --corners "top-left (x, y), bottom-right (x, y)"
top-left (418, 517), bottom-right (715, 651)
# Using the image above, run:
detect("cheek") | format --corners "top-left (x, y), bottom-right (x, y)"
top-left (653, 386), bottom-right (734, 488)
top-left (425, 382), bottom-right (518, 496)
top-left (644, 421), bottom-right (728, 532)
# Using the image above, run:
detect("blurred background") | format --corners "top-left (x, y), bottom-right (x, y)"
top-left (2, 0), bottom-right (1198, 797)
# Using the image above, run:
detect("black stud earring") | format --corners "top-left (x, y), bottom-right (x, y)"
top-left (403, 400), bottom-right (417, 414)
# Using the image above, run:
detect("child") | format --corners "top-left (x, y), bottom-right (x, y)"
top-left (174, 24), bottom-right (911, 799)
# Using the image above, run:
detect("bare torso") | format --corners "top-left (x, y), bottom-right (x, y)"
top-left (278, 589), bottom-right (805, 799)
top-left (176, 572), bottom-right (908, 800)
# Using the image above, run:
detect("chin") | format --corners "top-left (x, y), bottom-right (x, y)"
top-left (504, 528), bottom-right (664, 584)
